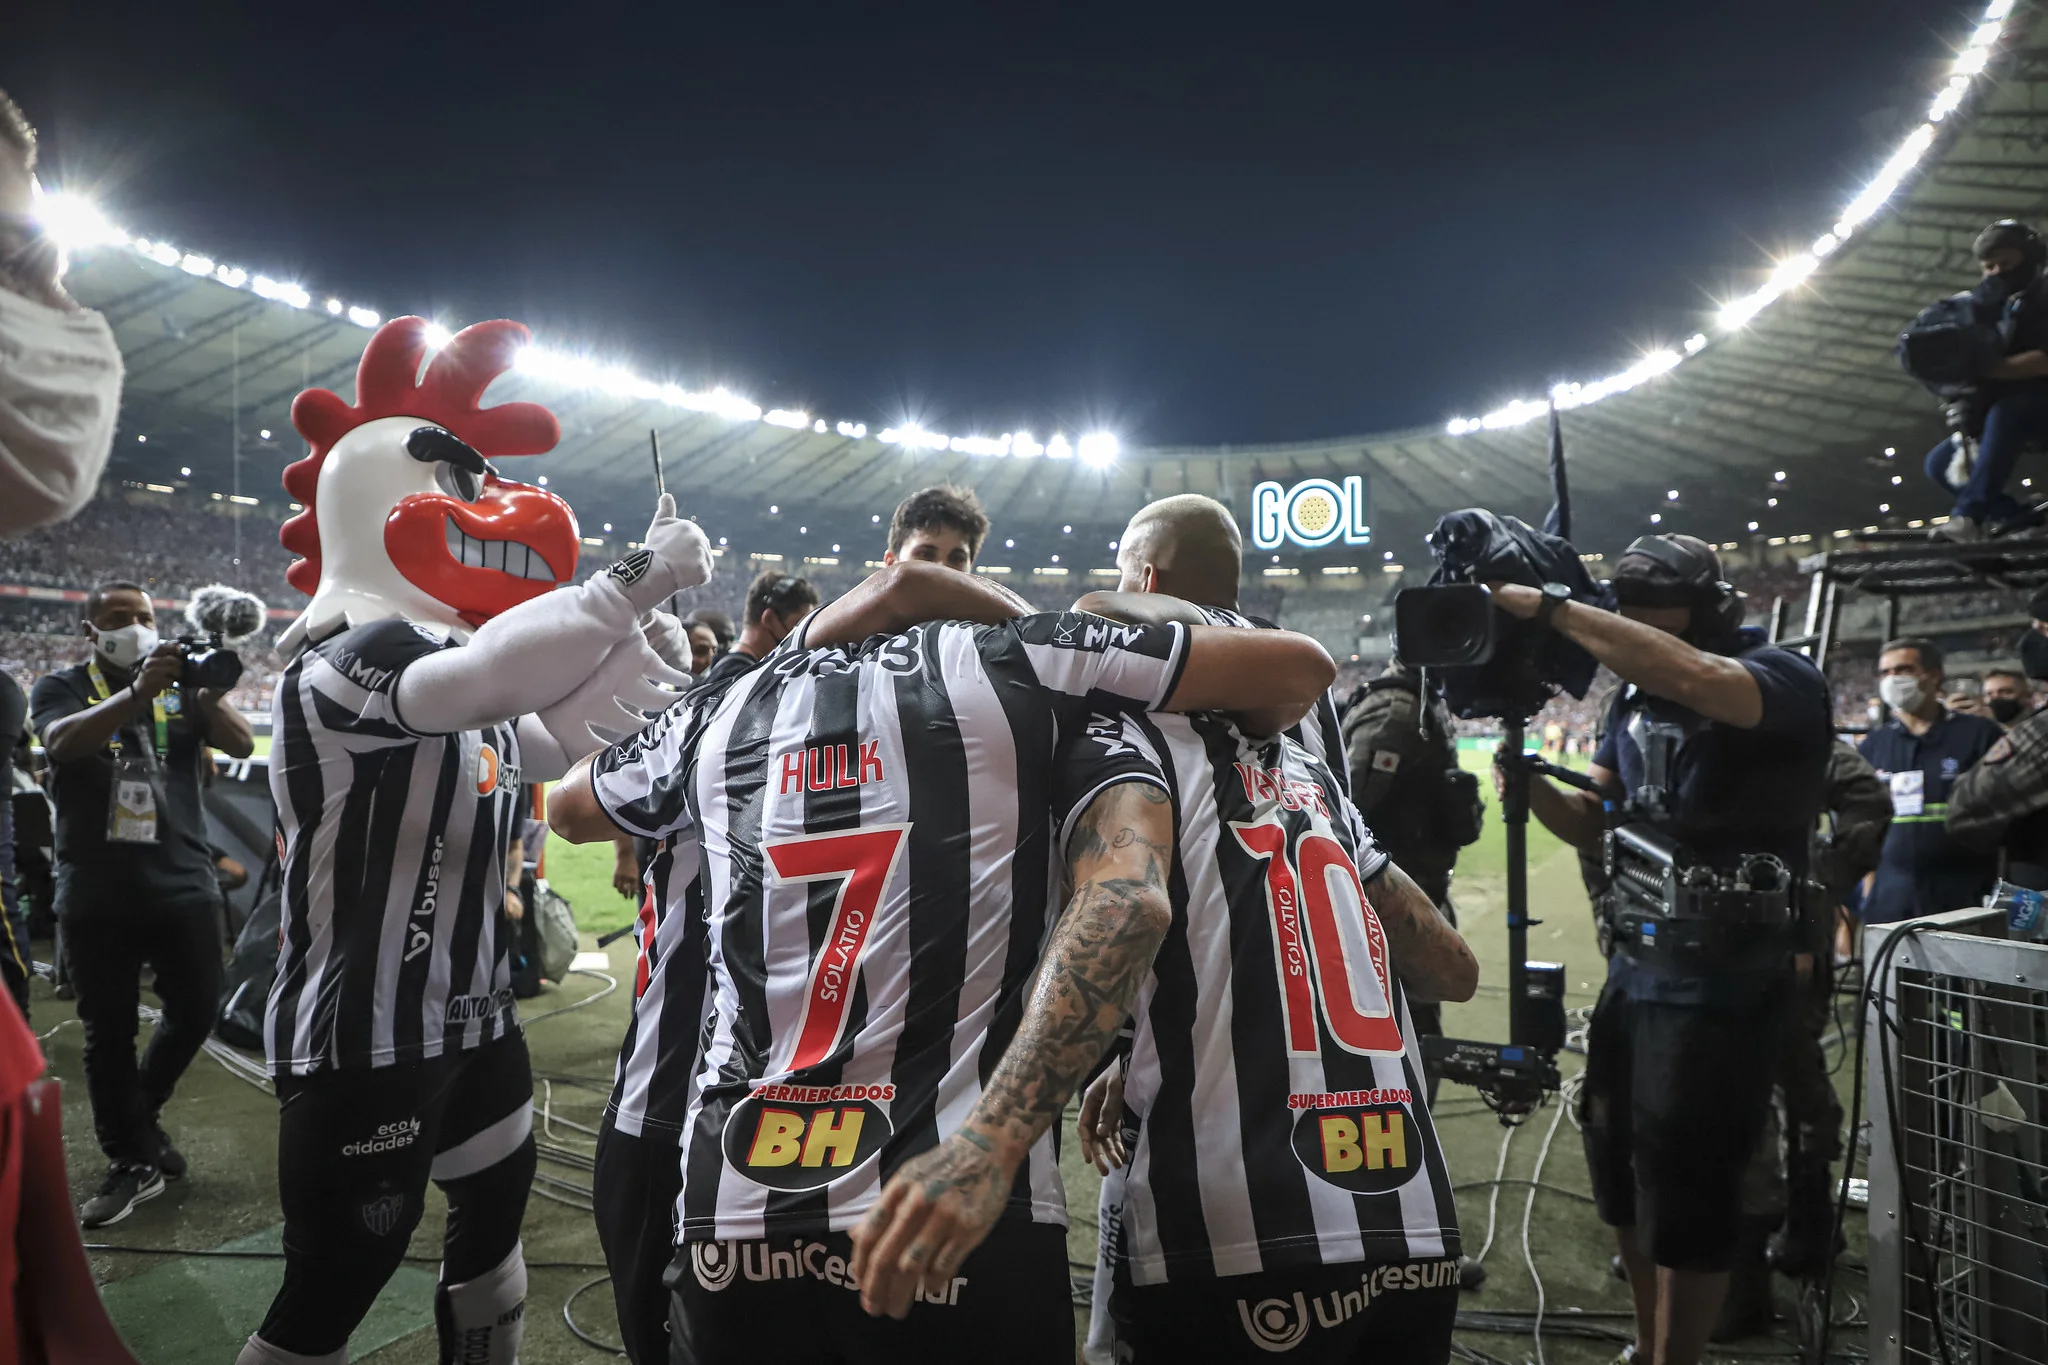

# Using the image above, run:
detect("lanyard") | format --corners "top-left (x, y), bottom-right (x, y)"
top-left (87, 656), bottom-right (169, 759)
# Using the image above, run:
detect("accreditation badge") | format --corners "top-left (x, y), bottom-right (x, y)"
top-left (107, 754), bottom-right (163, 845)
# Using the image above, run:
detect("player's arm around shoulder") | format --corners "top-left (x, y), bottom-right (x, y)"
top-left (1365, 857), bottom-right (1479, 1005)
top-left (848, 778), bottom-right (1173, 1320)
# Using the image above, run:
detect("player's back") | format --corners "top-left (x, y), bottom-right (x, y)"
top-left (1067, 710), bottom-right (1460, 1285)
top-left (591, 610), bottom-right (1189, 1241)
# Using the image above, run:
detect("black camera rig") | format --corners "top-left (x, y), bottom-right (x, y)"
top-left (1600, 822), bottom-right (1798, 966)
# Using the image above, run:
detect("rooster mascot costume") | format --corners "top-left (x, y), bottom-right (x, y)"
top-left (237, 317), bottom-right (707, 1365)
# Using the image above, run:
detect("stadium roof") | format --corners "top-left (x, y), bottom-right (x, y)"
top-left (51, 0), bottom-right (2048, 559)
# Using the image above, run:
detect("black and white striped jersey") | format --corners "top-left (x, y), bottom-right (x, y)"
top-left (607, 830), bottom-right (712, 1139)
top-left (606, 676), bottom-right (741, 1141)
top-left (266, 620), bottom-right (523, 1076)
top-left (1057, 710), bottom-right (1460, 1284)
top-left (590, 610), bottom-right (1190, 1242)
top-left (1194, 605), bottom-right (1349, 801)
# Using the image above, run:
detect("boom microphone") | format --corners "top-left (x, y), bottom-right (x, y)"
top-left (186, 584), bottom-right (269, 645)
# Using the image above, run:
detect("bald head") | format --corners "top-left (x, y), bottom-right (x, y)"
top-left (1117, 494), bottom-right (1244, 608)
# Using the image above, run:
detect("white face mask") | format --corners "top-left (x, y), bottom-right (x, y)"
top-left (1880, 674), bottom-right (1927, 715)
top-left (91, 622), bottom-right (159, 670)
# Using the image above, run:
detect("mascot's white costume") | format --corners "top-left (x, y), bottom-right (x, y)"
top-left (238, 317), bottom-right (706, 1365)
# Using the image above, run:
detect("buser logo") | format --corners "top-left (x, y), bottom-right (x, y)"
top-left (723, 1094), bottom-right (893, 1192)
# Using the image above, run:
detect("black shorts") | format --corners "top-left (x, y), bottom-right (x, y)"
top-left (593, 1114), bottom-right (683, 1365)
top-left (666, 1219), bottom-right (1072, 1365)
top-left (1579, 974), bottom-right (1789, 1272)
top-left (259, 1032), bottom-right (536, 1354)
top-left (1106, 1256), bottom-right (1460, 1364)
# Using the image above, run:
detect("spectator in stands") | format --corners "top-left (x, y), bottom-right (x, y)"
top-left (1981, 666), bottom-right (2033, 725)
top-left (684, 608), bottom-right (735, 656)
top-left (0, 91), bottom-right (125, 536)
top-left (31, 580), bottom-right (254, 1227)
top-left (882, 484), bottom-right (988, 574)
top-left (695, 571), bottom-right (818, 691)
top-left (685, 621), bottom-right (718, 675)
top-left (1857, 637), bottom-right (2004, 923)
top-left (1924, 220), bottom-right (2048, 538)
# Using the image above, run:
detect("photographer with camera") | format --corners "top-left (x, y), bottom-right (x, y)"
top-left (29, 579), bottom-right (254, 1226)
top-left (1499, 534), bottom-right (1832, 1365)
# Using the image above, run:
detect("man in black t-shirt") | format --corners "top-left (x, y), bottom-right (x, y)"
top-left (30, 579), bottom-right (255, 1227)
top-left (1512, 535), bottom-right (1832, 1365)
top-left (692, 569), bottom-right (818, 692)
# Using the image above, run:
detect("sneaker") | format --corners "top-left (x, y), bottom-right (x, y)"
top-left (79, 1162), bottom-right (165, 1228)
top-left (153, 1126), bottom-right (187, 1181)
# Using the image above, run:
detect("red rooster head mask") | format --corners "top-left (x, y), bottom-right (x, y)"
top-left (277, 316), bottom-right (579, 653)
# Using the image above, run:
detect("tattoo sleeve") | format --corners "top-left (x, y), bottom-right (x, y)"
top-left (1365, 859), bottom-right (1480, 1004)
top-left (962, 779), bottom-right (1173, 1164)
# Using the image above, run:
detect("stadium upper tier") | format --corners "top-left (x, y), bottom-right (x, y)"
top-left (46, 0), bottom-right (2048, 562)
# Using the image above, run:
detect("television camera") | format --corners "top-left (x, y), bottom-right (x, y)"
top-left (1391, 509), bottom-right (1602, 1122)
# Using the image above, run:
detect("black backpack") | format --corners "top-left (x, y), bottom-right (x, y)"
top-left (1897, 290), bottom-right (2006, 399)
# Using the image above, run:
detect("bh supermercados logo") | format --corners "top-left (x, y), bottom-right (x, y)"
top-left (1288, 1095), bottom-right (1419, 1196)
top-left (1250, 477), bottom-right (1371, 550)
top-left (722, 1083), bottom-right (894, 1191)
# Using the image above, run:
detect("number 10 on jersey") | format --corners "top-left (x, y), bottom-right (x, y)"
top-left (1231, 817), bottom-right (1404, 1057)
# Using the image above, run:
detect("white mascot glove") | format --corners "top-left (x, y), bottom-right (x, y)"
top-left (538, 631), bottom-right (685, 756)
top-left (396, 493), bottom-right (708, 736)
top-left (610, 494), bottom-right (714, 613)
top-left (640, 608), bottom-right (693, 674)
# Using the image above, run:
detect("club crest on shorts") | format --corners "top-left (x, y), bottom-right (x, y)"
top-left (1288, 1098), bottom-right (1419, 1195)
top-left (721, 1085), bottom-right (893, 1191)
top-left (359, 1189), bottom-right (407, 1237)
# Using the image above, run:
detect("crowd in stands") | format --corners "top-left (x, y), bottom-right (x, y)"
top-left (7, 495), bottom-right (2047, 735)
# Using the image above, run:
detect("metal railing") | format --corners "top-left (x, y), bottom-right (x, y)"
top-left (1867, 911), bottom-right (2048, 1365)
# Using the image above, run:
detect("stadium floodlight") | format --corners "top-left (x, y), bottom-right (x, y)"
top-left (1013, 430), bottom-right (1044, 457)
top-left (1077, 432), bottom-right (1119, 467)
top-left (180, 254), bottom-right (216, 277)
top-left (346, 306), bottom-right (379, 328)
top-left (764, 409), bottom-right (809, 429)
top-left (1748, 521), bottom-right (1759, 531)
top-left (813, 419), bottom-right (828, 433)
top-left (33, 191), bottom-right (126, 252)
top-left (216, 265), bottom-right (247, 288)
top-left (422, 321), bottom-right (453, 349)
top-left (1046, 433), bottom-right (1073, 460)
top-left (325, 298), bottom-right (344, 315)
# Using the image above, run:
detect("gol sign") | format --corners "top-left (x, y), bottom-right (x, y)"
top-left (1251, 477), bottom-right (1371, 551)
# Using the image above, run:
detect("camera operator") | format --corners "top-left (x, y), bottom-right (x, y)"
top-left (1342, 655), bottom-right (1483, 1088)
top-left (29, 579), bottom-right (254, 1226)
top-left (693, 570), bottom-right (817, 690)
top-left (1919, 220), bottom-right (2048, 538)
top-left (1498, 534), bottom-right (1832, 1365)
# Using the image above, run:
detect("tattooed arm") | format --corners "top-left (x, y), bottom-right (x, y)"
top-left (848, 779), bottom-right (1174, 1319)
top-left (1365, 859), bottom-right (1479, 1004)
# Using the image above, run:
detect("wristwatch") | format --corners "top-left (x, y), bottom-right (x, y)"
top-left (1534, 582), bottom-right (1572, 629)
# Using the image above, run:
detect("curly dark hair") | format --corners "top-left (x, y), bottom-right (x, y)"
top-left (886, 484), bottom-right (989, 560)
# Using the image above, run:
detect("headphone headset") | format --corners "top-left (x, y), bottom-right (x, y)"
top-left (1616, 534), bottom-right (1745, 639)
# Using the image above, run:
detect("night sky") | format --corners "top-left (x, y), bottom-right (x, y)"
top-left (7, 1), bottom-right (1963, 449)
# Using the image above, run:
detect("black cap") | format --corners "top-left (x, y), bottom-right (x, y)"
top-left (1976, 219), bottom-right (2044, 264)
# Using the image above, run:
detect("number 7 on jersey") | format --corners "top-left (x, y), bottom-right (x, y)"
top-left (764, 824), bottom-right (913, 1071)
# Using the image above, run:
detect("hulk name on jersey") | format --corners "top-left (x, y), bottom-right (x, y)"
top-left (1062, 711), bottom-right (1461, 1282)
top-left (588, 610), bottom-right (1191, 1242)
top-left (268, 619), bottom-right (524, 1074)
